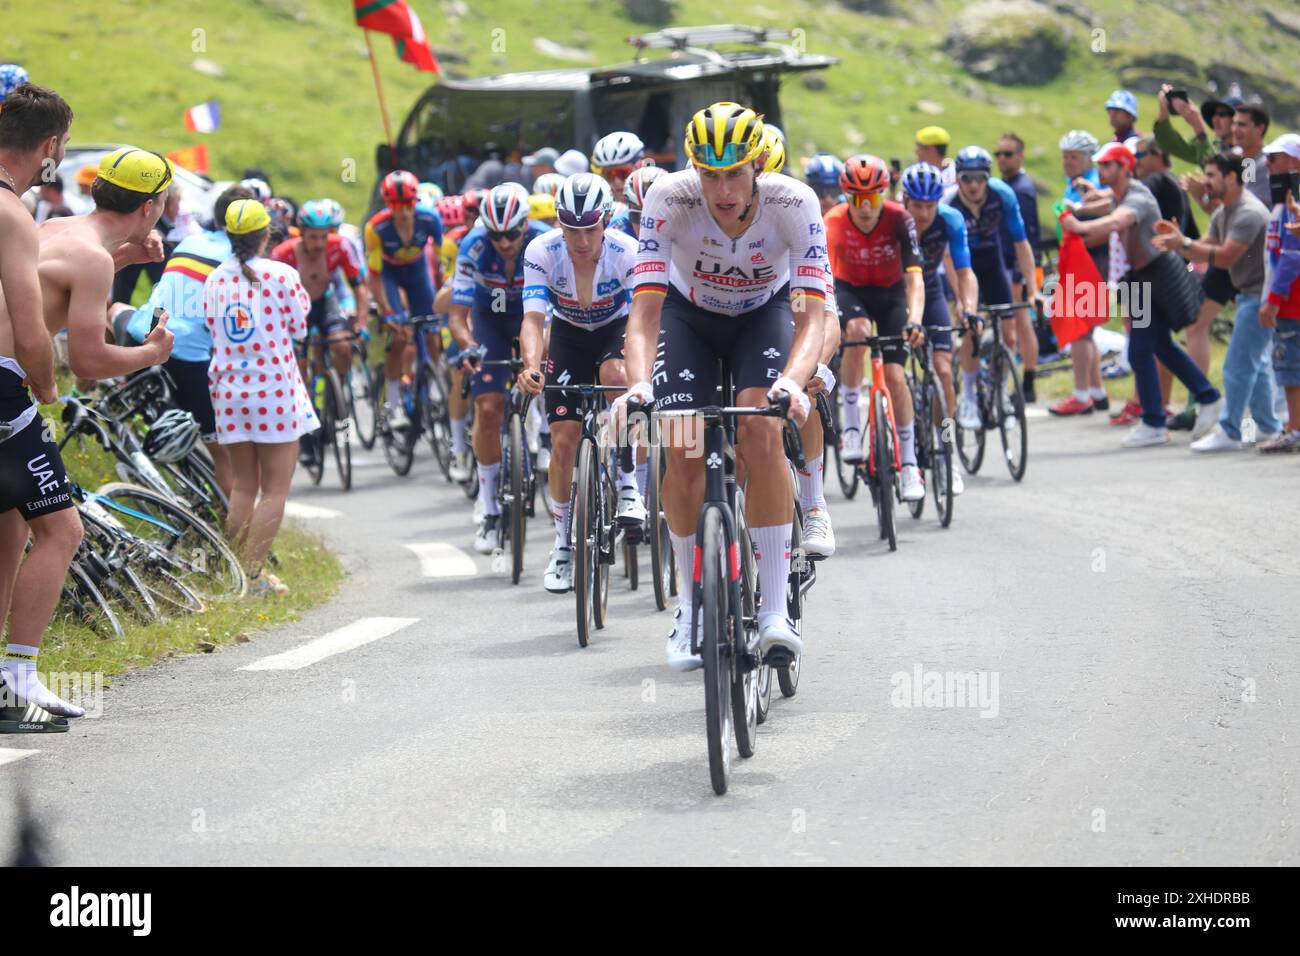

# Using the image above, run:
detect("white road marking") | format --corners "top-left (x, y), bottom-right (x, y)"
top-left (241, 617), bottom-right (419, 671)
top-left (0, 748), bottom-right (40, 768)
top-left (405, 542), bottom-right (478, 578)
top-left (284, 501), bottom-right (343, 520)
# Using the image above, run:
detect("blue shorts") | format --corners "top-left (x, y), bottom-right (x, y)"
top-left (1274, 318), bottom-right (1300, 389)
top-left (469, 309), bottom-right (523, 396)
top-left (381, 261), bottom-right (436, 319)
top-left (972, 256), bottom-right (1013, 309)
top-left (921, 283), bottom-right (954, 353)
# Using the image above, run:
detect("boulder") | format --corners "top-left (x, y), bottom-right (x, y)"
top-left (944, 1), bottom-right (1070, 85)
top-left (1264, 7), bottom-right (1300, 40)
top-left (622, 0), bottom-right (676, 25)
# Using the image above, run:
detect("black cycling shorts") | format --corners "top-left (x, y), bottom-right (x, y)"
top-left (835, 279), bottom-right (910, 365)
top-left (307, 295), bottom-right (349, 338)
top-left (921, 284), bottom-right (954, 353)
top-left (469, 309), bottom-right (523, 397)
top-left (653, 285), bottom-right (794, 411)
top-left (0, 413), bottom-right (74, 520)
top-left (1202, 264), bottom-right (1237, 306)
top-left (544, 318), bottom-right (627, 423)
top-left (165, 357), bottom-right (217, 442)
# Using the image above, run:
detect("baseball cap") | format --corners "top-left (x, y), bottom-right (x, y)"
top-left (1200, 94), bottom-right (1244, 124)
top-left (915, 126), bottom-right (951, 147)
top-left (1105, 90), bottom-right (1139, 119)
top-left (1092, 142), bottom-right (1136, 171)
top-left (555, 148), bottom-right (588, 177)
top-left (225, 199), bottom-right (271, 235)
top-left (97, 146), bottom-right (174, 195)
top-left (1264, 133), bottom-right (1300, 160)
top-left (75, 164), bottom-right (98, 187)
top-left (523, 147), bottom-right (559, 167)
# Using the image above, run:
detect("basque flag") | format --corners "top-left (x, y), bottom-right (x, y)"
top-left (183, 101), bottom-right (221, 133)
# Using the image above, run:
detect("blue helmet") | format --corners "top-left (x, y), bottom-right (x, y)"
top-left (804, 153), bottom-right (843, 189)
top-left (0, 64), bottom-right (28, 102)
top-left (1105, 89), bottom-right (1138, 119)
top-left (322, 198), bottom-right (345, 229)
top-left (954, 146), bottom-right (993, 174)
top-left (298, 199), bottom-right (334, 230)
top-left (900, 163), bottom-right (945, 202)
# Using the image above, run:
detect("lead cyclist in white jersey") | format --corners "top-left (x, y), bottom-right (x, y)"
top-left (617, 101), bottom-right (828, 671)
top-left (516, 173), bottom-right (646, 594)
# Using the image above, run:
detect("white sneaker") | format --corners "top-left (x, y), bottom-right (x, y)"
top-left (666, 608), bottom-right (703, 672)
top-left (840, 426), bottom-right (864, 463)
top-left (1255, 431), bottom-right (1282, 444)
top-left (957, 395), bottom-right (981, 430)
top-left (900, 463), bottom-right (925, 501)
top-left (616, 486), bottom-right (647, 526)
top-left (950, 468), bottom-right (965, 496)
top-left (536, 445), bottom-right (551, 472)
top-left (449, 450), bottom-right (473, 483)
top-left (1191, 397), bottom-right (1222, 440)
top-left (1190, 425), bottom-right (1242, 453)
top-left (385, 403), bottom-right (410, 430)
top-left (473, 514), bottom-right (499, 554)
top-left (544, 547), bottom-right (573, 593)
top-left (1121, 422), bottom-right (1171, 448)
top-left (802, 507), bottom-right (835, 558)
top-left (758, 614), bottom-right (804, 657)
top-left (471, 494), bottom-right (485, 525)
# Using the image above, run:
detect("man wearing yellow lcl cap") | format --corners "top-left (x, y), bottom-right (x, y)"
top-left (915, 126), bottom-right (956, 187)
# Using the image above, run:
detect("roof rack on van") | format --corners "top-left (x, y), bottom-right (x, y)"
top-left (627, 24), bottom-right (808, 64)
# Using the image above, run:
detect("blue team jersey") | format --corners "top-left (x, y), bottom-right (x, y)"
top-left (608, 210), bottom-right (636, 238)
top-left (450, 221), bottom-right (551, 314)
top-left (918, 203), bottom-right (972, 286)
top-left (1063, 166), bottom-right (1101, 204)
top-left (126, 229), bottom-right (231, 363)
top-left (364, 205), bottom-right (444, 272)
top-left (942, 177), bottom-right (1027, 262)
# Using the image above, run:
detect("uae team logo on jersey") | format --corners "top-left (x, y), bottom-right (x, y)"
top-left (223, 302), bottom-right (255, 344)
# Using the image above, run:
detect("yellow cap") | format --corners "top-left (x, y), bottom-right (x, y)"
top-left (529, 192), bottom-right (557, 220)
top-left (97, 146), bottom-right (174, 194)
top-left (915, 126), bottom-right (951, 147)
top-left (225, 199), bottom-right (271, 235)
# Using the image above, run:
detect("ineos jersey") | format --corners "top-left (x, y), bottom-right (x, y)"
top-left (632, 169), bottom-right (828, 316)
top-left (825, 200), bottom-right (922, 288)
top-left (522, 227), bottom-right (637, 329)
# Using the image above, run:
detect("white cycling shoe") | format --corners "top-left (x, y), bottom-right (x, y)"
top-left (840, 426), bottom-right (864, 463)
top-left (385, 403), bottom-right (410, 431)
top-left (666, 608), bottom-right (703, 672)
top-left (950, 468), bottom-right (965, 496)
top-left (900, 464), bottom-right (925, 501)
top-left (801, 507), bottom-right (835, 558)
top-left (544, 547), bottom-right (573, 593)
top-left (473, 514), bottom-right (499, 555)
top-left (758, 614), bottom-right (803, 657)
top-left (449, 451), bottom-right (473, 483)
top-left (616, 486), bottom-right (647, 526)
top-left (956, 396), bottom-right (981, 430)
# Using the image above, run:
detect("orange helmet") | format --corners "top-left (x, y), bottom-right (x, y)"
top-left (380, 170), bottom-right (419, 207)
top-left (839, 154), bottom-right (890, 196)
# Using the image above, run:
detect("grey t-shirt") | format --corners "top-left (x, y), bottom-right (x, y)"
top-left (1242, 151), bottom-right (1271, 209)
top-left (1117, 178), bottom-right (1162, 272)
top-left (1208, 190), bottom-right (1270, 296)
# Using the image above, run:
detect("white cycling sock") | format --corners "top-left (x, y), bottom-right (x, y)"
top-left (478, 462), bottom-right (501, 516)
top-left (796, 453), bottom-right (826, 512)
top-left (552, 501), bottom-right (571, 550)
top-left (450, 417), bottom-right (469, 454)
top-left (1089, 386), bottom-right (1108, 401)
top-left (842, 387), bottom-right (862, 431)
top-left (751, 525), bottom-right (792, 620)
top-left (2, 645), bottom-right (84, 718)
top-left (537, 411), bottom-right (550, 436)
top-left (669, 531), bottom-right (695, 614)
top-left (962, 374), bottom-right (977, 401)
top-left (898, 423), bottom-right (917, 467)
top-left (635, 461), bottom-right (648, 497)
top-left (1074, 388), bottom-right (1091, 403)
top-left (386, 380), bottom-right (401, 407)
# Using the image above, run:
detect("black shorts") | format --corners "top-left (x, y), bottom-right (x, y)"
top-left (1201, 265), bottom-right (1237, 306)
top-left (307, 295), bottom-right (349, 338)
top-left (835, 279), bottom-right (909, 365)
top-left (0, 412), bottom-right (74, 520)
top-left (921, 284), bottom-right (954, 353)
top-left (652, 285), bottom-right (794, 411)
top-left (544, 318), bottom-right (626, 423)
top-left (165, 357), bottom-right (217, 442)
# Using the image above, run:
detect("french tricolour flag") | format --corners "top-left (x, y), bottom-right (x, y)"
top-left (183, 101), bottom-right (221, 133)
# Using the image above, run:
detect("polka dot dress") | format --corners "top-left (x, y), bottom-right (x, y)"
top-left (203, 256), bottom-right (320, 444)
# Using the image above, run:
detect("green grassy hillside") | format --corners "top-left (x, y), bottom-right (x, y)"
top-left (8, 0), bottom-right (1299, 217)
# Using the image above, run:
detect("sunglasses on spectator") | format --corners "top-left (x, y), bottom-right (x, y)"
top-left (487, 227), bottom-right (523, 242)
top-left (847, 191), bottom-right (884, 208)
top-left (1134, 150), bottom-right (1149, 159)
top-left (959, 173), bottom-right (989, 184)
top-left (593, 163), bottom-right (636, 181)
top-left (1214, 110), bottom-right (1235, 120)
top-left (994, 150), bottom-right (1018, 158)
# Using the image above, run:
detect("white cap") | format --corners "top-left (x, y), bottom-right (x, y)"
top-left (1263, 133), bottom-right (1300, 159)
top-left (554, 148), bottom-right (588, 177)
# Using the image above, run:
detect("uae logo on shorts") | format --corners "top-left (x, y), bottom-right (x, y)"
top-left (223, 303), bottom-right (255, 344)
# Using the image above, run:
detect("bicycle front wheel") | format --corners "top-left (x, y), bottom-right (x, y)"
top-left (573, 439), bottom-right (597, 647)
top-left (508, 411), bottom-right (527, 585)
top-left (905, 366), bottom-right (927, 521)
top-left (929, 373), bottom-right (956, 528)
top-left (874, 392), bottom-right (898, 552)
top-left (953, 362), bottom-right (986, 475)
top-left (326, 369), bottom-right (353, 491)
top-left (349, 346), bottom-right (378, 450)
top-left (994, 344), bottom-right (1029, 482)
top-left (648, 442), bottom-right (675, 612)
top-left (700, 507), bottom-right (734, 796)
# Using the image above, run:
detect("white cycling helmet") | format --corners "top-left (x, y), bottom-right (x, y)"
top-left (591, 131), bottom-right (644, 171)
top-left (1058, 129), bottom-right (1100, 154)
top-left (623, 165), bottom-right (667, 211)
top-left (480, 182), bottom-right (531, 232)
top-left (532, 172), bottom-right (566, 198)
top-left (239, 178), bottom-right (272, 202)
top-left (143, 409), bottom-right (201, 463)
top-left (417, 182), bottom-right (444, 208)
top-left (556, 173), bottom-right (613, 228)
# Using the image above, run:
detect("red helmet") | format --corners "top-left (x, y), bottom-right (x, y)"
top-left (461, 188), bottom-right (487, 217)
top-left (436, 195), bottom-right (466, 228)
top-left (840, 155), bottom-right (890, 196)
top-left (381, 170), bottom-right (419, 207)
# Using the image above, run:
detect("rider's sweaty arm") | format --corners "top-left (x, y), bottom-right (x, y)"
top-left (624, 288), bottom-right (664, 388)
top-left (447, 302), bottom-right (475, 350)
top-left (65, 251), bottom-right (170, 379)
top-left (1014, 240), bottom-right (1039, 300)
top-left (0, 210), bottom-right (56, 401)
top-left (519, 309), bottom-right (547, 375)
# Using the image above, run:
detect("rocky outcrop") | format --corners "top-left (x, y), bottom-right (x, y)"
top-left (944, 1), bottom-right (1071, 85)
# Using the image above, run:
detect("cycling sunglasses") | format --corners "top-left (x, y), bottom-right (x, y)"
top-left (487, 227), bottom-right (523, 242)
top-left (847, 191), bottom-right (884, 208)
top-left (959, 173), bottom-right (989, 185)
top-left (994, 150), bottom-right (1018, 158)
top-left (593, 163), bottom-right (636, 182)
top-left (557, 209), bottom-right (603, 229)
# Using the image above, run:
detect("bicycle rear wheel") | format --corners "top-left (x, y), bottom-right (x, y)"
top-left (593, 453), bottom-right (613, 630)
top-left (905, 366), bottom-right (927, 521)
top-left (574, 439), bottom-right (597, 647)
top-left (832, 391), bottom-right (860, 500)
top-left (376, 368), bottom-right (416, 477)
top-left (929, 374), bottom-right (956, 528)
top-left (874, 392), bottom-right (897, 552)
top-left (699, 507), bottom-right (733, 796)
top-left (508, 411), bottom-right (527, 585)
top-left (994, 344), bottom-right (1029, 482)
top-left (349, 346), bottom-right (378, 450)
top-left (61, 559), bottom-right (126, 639)
top-left (425, 362), bottom-right (454, 481)
top-left (326, 369), bottom-right (352, 491)
top-left (731, 511), bottom-right (759, 758)
top-left (778, 508), bottom-right (803, 698)
top-left (304, 376), bottom-right (326, 486)
top-left (953, 362), bottom-right (986, 475)
top-left (648, 443), bottom-right (675, 611)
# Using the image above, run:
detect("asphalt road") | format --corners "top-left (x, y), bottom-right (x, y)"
top-left (4, 407), bottom-right (1299, 865)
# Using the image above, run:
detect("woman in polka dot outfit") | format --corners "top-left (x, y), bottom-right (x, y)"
top-left (203, 199), bottom-right (318, 596)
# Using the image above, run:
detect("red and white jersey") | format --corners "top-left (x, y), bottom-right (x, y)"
top-left (632, 169), bottom-right (829, 316)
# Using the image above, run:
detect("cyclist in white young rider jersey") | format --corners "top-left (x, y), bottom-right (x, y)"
top-left (517, 174), bottom-right (646, 593)
top-left (617, 102), bottom-right (827, 670)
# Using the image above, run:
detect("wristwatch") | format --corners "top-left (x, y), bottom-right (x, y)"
top-left (1182, 236), bottom-right (1193, 250)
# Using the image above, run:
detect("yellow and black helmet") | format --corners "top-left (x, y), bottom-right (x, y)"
top-left (685, 102), bottom-right (766, 171)
top-left (760, 124), bottom-right (786, 174)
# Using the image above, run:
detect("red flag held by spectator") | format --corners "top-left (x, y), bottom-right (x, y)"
top-left (1050, 216), bottom-right (1109, 348)
top-left (354, 0), bottom-right (440, 74)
